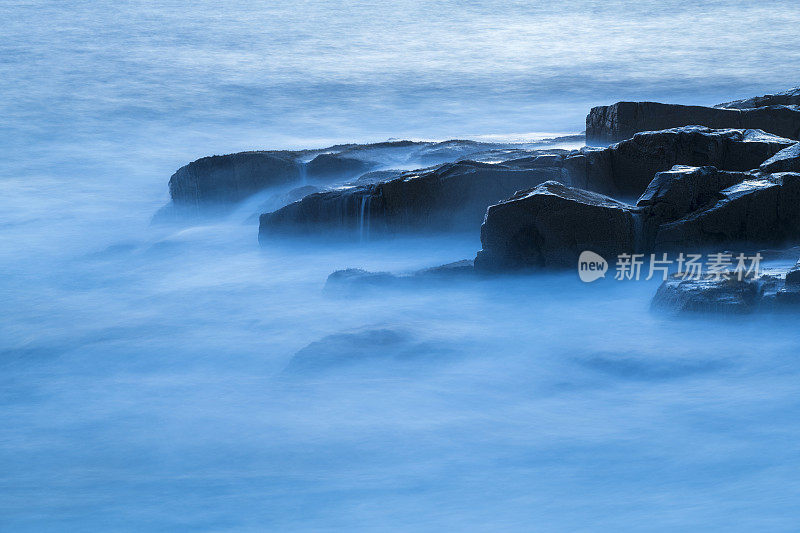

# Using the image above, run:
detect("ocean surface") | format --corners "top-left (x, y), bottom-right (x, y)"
top-left (3, 0), bottom-right (800, 530)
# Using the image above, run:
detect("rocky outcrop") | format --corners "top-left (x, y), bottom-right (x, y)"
top-left (652, 267), bottom-right (800, 315)
top-left (305, 153), bottom-right (375, 181)
top-left (716, 88), bottom-right (800, 110)
top-left (472, 163), bottom-right (800, 272)
top-left (260, 127), bottom-right (794, 238)
top-left (169, 151), bottom-right (302, 206)
top-left (759, 143), bottom-right (800, 174)
top-left (567, 127), bottom-right (793, 197)
top-left (635, 166), bottom-right (751, 223)
top-left (164, 136), bottom-right (584, 214)
top-left (785, 260), bottom-right (800, 286)
top-left (259, 160), bottom-right (567, 239)
top-left (474, 181), bottom-right (640, 271)
top-left (655, 173), bottom-right (800, 250)
top-left (586, 101), bottom-right (800, 145)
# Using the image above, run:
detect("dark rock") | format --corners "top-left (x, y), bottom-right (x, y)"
top-left (260, 127), bottom-right (793, 238)
top-left (355, 169), bottom-right (404, 184)
top-left (260, 185), bottom-right (381, 238)
top-left (785, 261), bottom-right (800, 286)
top-left (716, 88), bottom-right (800, 109)
top-left (755, 245), bottom-right (800, 261)
top-left (283, 185), bottom-right (319, 202)
top-left (305, 153), bottom-right (375, 181)
top-left (416, 259), bottom-right (475, 277)
top-left (165, 138), bottom-right (565, 214)
top-left (259, 160), bottom-right (566, 238)
top-left (759, 142), bottom-right (800, 173)
top-left (169, 151), bottom-right (301, 206)
top-left (568, 127), bottom-right (792, 197)
top-left (474, 181), bottom-right (640, 271)
top-left (471, 161), bottom-right (800, 273)
top-left (655, 173), bottom-right (800, 250)
top-left (243, 185), bottom-right (321, 224)
top-left (636, 166), bottom-right (750, 222)
top-left (586, 101), bottom-right (800, 145)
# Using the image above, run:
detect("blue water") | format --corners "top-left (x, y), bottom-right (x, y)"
top-left (3, 0), bottom-right (800, 530)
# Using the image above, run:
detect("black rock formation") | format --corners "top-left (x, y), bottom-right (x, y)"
top-left (259, 160), bottom-right (567, 239)
top-left (655, 172), bottom-right (800, 250)
top-left (759, 142), bottom-right (800, 174)
top-left (566, 126), bottom-right (792, 196)
top-left (169, 151), bottom-right (301, 206)
top-left (474, 181), bottom-right (640, 271)
top-left (586, 101), bottom-right (800, 145)
top-left (474, 167), bottom-right (800, 272)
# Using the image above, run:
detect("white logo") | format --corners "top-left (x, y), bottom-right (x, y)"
top-left (578, 251), bottom-right (608, 282)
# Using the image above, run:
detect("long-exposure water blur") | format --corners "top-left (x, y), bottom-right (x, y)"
top-left (3, 1), bottom-right (800, 530)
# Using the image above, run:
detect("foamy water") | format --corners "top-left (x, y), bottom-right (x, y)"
top-left (3, 0), bottom-right (800, 530)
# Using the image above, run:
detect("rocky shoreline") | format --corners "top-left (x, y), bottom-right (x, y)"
top-left (160, 89), bottom-right (800, 314)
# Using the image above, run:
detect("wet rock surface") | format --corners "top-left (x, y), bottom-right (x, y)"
top-left (259, 160), bottom-right (567, 238)
top-left (162, 89), bottom-right (800, 300)
top-left (586, 100), bottom-right (800, 145)
top-left (259, 126), bottom-right (793, 239)
top-left (164, 137), bottom-right (582, 215)
top-left (635, 166), bottom-right (750, 223)
top-left (655, 172), bottom-right (800, 250)
top-left (716, 88), bottom-right (800, 110)
top-left (474, 181), bottom-right (639, 271)
top-left (651, 276), bottom-right (762, 314)
top-left (652, 267), bottom-right (800, 315)
top-left (475, 161), bottom-right (800, 272)
top-left (305, 153), bottom-right (376, 181)
top-left (759, 142), bottom-right (800, 174)
top-left (169, 151), bottom-right (302, 206)
top-left (568, 126), bottom-right (793, 197)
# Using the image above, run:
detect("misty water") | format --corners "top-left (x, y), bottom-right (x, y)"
top-left (3, 0), bottom-right (800, 530)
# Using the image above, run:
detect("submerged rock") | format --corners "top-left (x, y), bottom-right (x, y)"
top-left (586, 101), bottom-right (800, 145)
top-left (325, 260), bottom-right (475, 293)
top-left (652, 267), bottom-right (800, 315)
top-left (651, 276), bottom-right (763, 314)
top-left (716, 88), bottom-right (800, 110)
top-left (284, 328), bottom-right (453, 374)
top-left (474, 181), bottom-right (640, 271)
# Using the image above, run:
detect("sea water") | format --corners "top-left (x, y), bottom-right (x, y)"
top-left (2, 0), bottom-right (800, 530)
